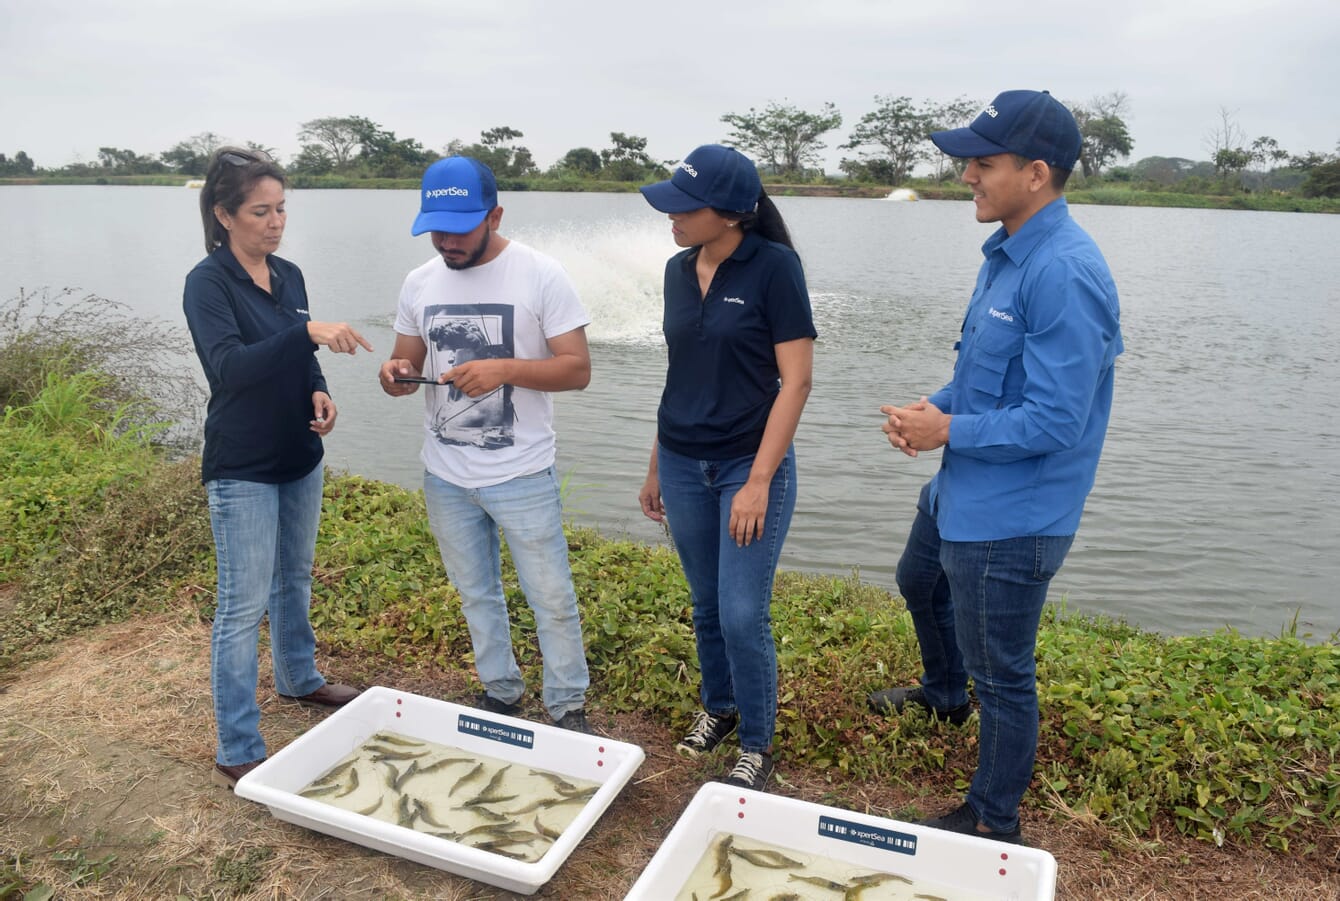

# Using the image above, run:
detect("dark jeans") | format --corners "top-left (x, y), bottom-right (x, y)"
top-left (657, 444), bottom-right (797, 753)
top-left (897, 483), bottom-right (1073, 832)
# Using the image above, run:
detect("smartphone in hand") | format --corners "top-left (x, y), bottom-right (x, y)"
top-left (393, 376), bottom-right (452, 385)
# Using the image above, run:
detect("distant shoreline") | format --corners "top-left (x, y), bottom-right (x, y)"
top-left (2, 175), bottom-right (1336, 214)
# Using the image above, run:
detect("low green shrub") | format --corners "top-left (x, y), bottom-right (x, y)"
top-left (2, 365), bottom-right (1336, 854)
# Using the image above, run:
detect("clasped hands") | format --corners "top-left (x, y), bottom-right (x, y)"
top-left (880, 396), bottom-right (950, 458)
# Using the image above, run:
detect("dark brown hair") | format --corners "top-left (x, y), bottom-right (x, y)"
top-left (713, 188), bottom-right (794, 249)
top-left (199, 147), bottom-right (287, 253)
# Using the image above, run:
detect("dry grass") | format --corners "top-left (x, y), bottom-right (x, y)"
top-left (1, 603), bottom-right (1337, 900)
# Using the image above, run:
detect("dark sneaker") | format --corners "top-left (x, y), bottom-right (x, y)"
top-left (722, 751), bottom-right (774, 791)
top-left (919, 802), bottom-right (1023, 845)
top-left (474, 691), bottom-right (523, 717)
top-left (867, 686), bottom-right (971, 725)
top-left (553, 709), bottom-right (594, 734)
top-left (675, 710), bottom-right (738, 757)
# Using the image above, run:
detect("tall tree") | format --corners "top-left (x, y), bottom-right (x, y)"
top-left (447, 126), bottom-right (537, 177)
top-left (925, 95), bottom-right (980, 182)
top-left (353, 120), bottom-right (434, 178)
top-left (1213, 147), bottom-right (1254, 181)
top-left (0, 151), bottom-right (37, 176)
top-left (1288, 150), bottom-right (1332, 172)
top-left (96, 147), bottom-right (166, 174)
top-left (1300, 159), bottom-right (1340, 198)
top-left (1249, 136), bottom-right (1289, 171)
top-left (160, 131), bottom-right (225, 175)
top-left (297, 116), bottom-right (374, 168)
top-left (720, 101), bottom-right (842, 178)
top-left (1070, 92), bottom-right (1134, 179)
top-left (550, 147), bottom-right (602, 177)
top-left (289, 144), bottom-right (336, 175)
top-left (599, 132), bottom-right (663, 181)
top-left (839, 95), bottom-right (932, 185)
top-left (1204, 107), bottom-right (1247, 166)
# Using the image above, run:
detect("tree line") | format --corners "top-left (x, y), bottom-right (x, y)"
top-left (3, 95), bottom-right (1338, 197)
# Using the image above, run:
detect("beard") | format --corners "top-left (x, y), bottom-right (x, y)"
top-left (442, 227), bottom-right (491, 270)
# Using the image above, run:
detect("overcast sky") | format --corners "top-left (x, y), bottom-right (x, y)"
top-left (3, 0), bottom-right (1337, 173)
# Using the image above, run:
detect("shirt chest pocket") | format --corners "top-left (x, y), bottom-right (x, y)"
top-left (962, 321), bottom-right (1025, 400)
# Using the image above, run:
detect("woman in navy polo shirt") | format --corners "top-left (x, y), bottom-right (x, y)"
top-left (638, 144), bottom-right (816, 792)
top-left (183, 147), bottom-right (372, 789)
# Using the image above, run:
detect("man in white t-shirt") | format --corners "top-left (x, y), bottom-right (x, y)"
top-left (378, 156), bottom-right (593, 733)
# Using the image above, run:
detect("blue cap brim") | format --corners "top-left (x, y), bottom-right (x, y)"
top-left (930, 126), bottom-right (1010, 160)
top-left (411, 208), bottom-right (490, 236)
top-left (639, 180), bottom-right (709, 214)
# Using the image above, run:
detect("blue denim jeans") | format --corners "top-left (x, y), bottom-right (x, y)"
top-left (656, 444), bottom-right (797, 754)
top-left (897, 482), bottom-right (1073, 833)
top-left (206, 463), bottom-right (326, 766)
top-left (424, 466), bottom-right (589, 720)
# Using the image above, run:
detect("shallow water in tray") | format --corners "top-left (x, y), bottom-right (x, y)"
top-left (296, 730), bottom-right (600, 862)
top-left (674, 831), bottom-right (996, 900)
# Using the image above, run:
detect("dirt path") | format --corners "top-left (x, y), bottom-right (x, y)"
top-left (2, 611), bottom-right (1337, 899)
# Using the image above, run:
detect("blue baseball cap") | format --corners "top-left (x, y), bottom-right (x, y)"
top-left (640, 144), bottom-right (761, 214)
top-left (930, 90), bottom-right (1081, 171)
top-left (411, 157), bottom-right (498, 235)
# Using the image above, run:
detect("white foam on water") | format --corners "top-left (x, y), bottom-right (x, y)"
top-left (513, 217), bottom-right (672, 347)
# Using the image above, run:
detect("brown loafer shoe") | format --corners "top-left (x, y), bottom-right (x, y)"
top-left (279, 683), bottom-right (360, 708)
top-left (212, 758), bottom-right (265, 789)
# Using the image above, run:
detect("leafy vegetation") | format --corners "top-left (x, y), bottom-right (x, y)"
top-left (6, 94), bottom-right (1337, 203)
top-left (1, 306), bottom-right (1337, 859)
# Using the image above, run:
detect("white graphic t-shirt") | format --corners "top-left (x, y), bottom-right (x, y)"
top-left (394, 241), bottom-right (590, 488)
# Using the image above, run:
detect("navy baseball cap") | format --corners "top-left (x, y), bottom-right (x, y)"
top-left (640, 144), bottom-right (761, 214)
top-left (411, 157), bottom-right (498, 235)
top-left (930, 90), bottom-right (1081, 171)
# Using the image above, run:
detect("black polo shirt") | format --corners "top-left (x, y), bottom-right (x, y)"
top-left (657, 230), bottom-right (817, 460)
top-left (183, 245), bottom-right (327, 484)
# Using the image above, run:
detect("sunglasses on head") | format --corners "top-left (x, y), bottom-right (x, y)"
top-left (219, 149), bottom-right (273, 166)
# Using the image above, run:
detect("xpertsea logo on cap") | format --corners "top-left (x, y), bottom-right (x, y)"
top-left (425, 187), bottom-right (471, 199)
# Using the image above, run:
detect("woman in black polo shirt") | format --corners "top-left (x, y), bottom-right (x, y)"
top-left (637, 144), bottom-right (816, 792)
top-left (183, 147), bottom-right (372, 789)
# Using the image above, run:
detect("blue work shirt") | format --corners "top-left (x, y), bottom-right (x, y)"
top-left (657, 230), bottom-right (817, 460)
top-left (183, 245), bottom-right (327, 484)
top-left (926, 197), bottom-right (1123, 541)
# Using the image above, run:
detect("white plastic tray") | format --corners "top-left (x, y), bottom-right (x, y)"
top-left (234, 685), bottom-right (644, 895)
top-left (625, 783), bottom-right (1056, 900)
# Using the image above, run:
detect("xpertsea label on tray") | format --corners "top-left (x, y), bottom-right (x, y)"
top-left (817, 815), bottom-right (918, 856)
top-left (457, 714), bottom-right (535, 749)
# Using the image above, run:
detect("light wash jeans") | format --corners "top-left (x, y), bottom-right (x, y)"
top-left (656, 444), bottom-right (797, 754)
top-left (424, 466), bottom-right (589, 720)
top-left (896, 481), bottom-right (1074, 833)
top-left (206, 463), bottom-right (327, 766)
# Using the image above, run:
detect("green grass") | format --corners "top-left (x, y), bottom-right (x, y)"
top-left (1066, 187), bottom-right (1340, 214)
top-left (1, 299), bottom-right (1336, 858)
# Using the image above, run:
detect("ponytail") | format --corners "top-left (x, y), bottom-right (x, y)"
top-left (714, 188), bottom-right (794, 250)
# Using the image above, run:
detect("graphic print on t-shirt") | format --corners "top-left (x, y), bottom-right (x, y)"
top-left (422, 303), bottom-right (514, 450)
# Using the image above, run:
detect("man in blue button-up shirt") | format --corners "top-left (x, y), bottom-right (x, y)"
top-left (868, 90), bottom-right (1123, 845)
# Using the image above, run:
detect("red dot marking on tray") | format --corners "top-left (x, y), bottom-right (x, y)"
top-left (597, 760), bottom-right (604, 767)
top-left (395, 711), bottom-right (401, 717)
top-left (397, 698), bottom-right (403, 704)
top-left (998, 868), bottom-right (1007, 876)
top-left (737, 811), bottom-right (745, 819)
